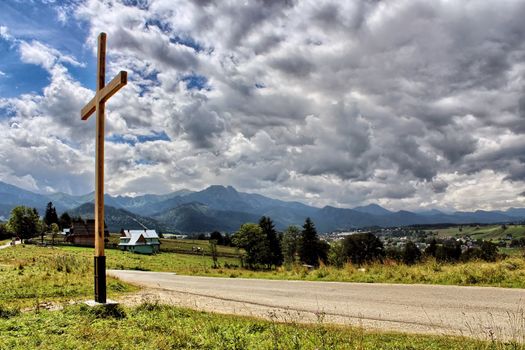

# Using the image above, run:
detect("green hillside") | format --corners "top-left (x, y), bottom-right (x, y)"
top-left (429, 225), bottom-right (525, 241)
top-left (68, 203), bottom-right (165, 233)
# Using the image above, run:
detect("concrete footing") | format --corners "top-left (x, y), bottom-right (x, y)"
top-left (84, 299), bottom-right (119, 307)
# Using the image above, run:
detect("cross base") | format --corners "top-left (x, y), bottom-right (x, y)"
top-left (94, 256), bottom-right (106, 303)
top-left (84, 299), bottom-right (119, 307)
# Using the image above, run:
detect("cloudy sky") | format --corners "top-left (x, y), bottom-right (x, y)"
top-left (1, 0), bottom-right (525, 211)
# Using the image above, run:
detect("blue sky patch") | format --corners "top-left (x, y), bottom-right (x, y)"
top-left (145, 18), bottom-right (171, 33)
top-left (182, 73), bottom-right (209, 91)
top-left (0, 105), bottom-right (16, 120)
top-left (108, 131), bottom-right (171, 146)
top-left (107, 134), bottom-right (137, 146)
top-left (170, 35), bottom-right (205, 53)
top-left (122, 0), bottom-right (150, 10)
top-left (137, 131), bottom-right (171, 143)
top-left (0, 1), bottom-right (92, 96)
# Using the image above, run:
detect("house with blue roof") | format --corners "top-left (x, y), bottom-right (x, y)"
top-left (118, 229), bottom-right (161, 254)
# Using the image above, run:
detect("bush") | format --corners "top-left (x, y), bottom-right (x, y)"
top-left (435, 240), bottom-right (461, 262)
top-left (385, 247), bottom-right (403, 262)
top-left (0, 223), bottom-right (11, 240)
top-left (328, 241), bottom-right (346, 268)
top-left (403, 241), bottom-right (422, 265)
top-left (0, 304), bottom-right (20, 319)
top-left (343, 233), bottom-right (384, 265)
top-left (461, 241), bottom-right (498, 262)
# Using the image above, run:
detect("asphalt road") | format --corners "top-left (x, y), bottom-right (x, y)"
top-left (108, 270), bottom-right (525, 341)
top-left (0, 240), bottom-right (20, 250)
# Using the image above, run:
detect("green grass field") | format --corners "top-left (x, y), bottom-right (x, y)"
top-left (48, 235), bottom-right (241, 257)
top-left (430, 225), bottom-right (525, 241)
top-left (0, 302), bottom-right (523, 349)
top-left (0, 244), bottom-right (524, 349)
top-left (0, 245), bottom-right (137, 308)
top-left (5, 244), bottom-right (525, 289)
top-left (157, 238), bottom-right (240, 257)
top-left (59, 245), bottom-right (240, 272)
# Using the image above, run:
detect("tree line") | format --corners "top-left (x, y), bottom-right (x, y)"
top-left (231, 217), bottom-right (329, 269)
top-left (224, 218), bottom-right (502, 270)
top-left (0, 203), bottom-right (72, 241)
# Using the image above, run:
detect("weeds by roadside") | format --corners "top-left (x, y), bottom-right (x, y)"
top-left (1, 302), bottom-right (522, 350)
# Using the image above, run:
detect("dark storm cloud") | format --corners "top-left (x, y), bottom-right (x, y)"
top-left (112, 27), bottom-right (199, 71)
top-left (212, 0), bottom-right (294, 49)
top-left (167, 97), bottom-right (228, 149)
top-left (251, 34), bottom-right (284, 55)
top-left (431, 179), bottom-right (448, 194)
top-left (269, 55), bottom-right (314, 78)
top-left (427, 126), bottom-right (478, 164)
top-left (519, 96), bottom-right (525, 120)
top-left (385, 137), bottom-right (438, 181)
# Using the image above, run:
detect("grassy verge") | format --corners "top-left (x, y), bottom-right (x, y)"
top-left (78, 245), bottom-right (525, 288)
top-left (58, 245), bottom-right (240, 272)
top-left (0, 244), bottom-right (524, 348)
top-left (0, 245), bottom-right (137, 308)
top-left (0, 302), bottom-right (522, 350)
top-left (4, 245), bottom-right (525, 290)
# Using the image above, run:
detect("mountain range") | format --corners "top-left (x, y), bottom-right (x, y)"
top-left (1, 181), bottom-right (524, 233)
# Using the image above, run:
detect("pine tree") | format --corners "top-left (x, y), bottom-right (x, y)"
top-left (282, 225), bottom-right (301, 265)
top-left (59, 212), bottom-right (72, 229)
top-left (44, 202), bottom-right (58, 226)
top-left (259, 216), bottom-right (283, 268)
top-left (299, 217), bottom-right (321, 266)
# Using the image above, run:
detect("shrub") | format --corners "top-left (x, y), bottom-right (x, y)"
top-left (328, 241), bottom-right (346, 268)
top-left (343, 233), bottom-right (384, 265)
top-left (403, 241), bottom-right (422, 265)
top-left (0, 304), bottom-right (20, 319)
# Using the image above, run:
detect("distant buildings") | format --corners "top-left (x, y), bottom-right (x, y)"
top-left (118, 229), bottom-right (160, 254)
top-left (65, 219), bottom-right (109, 246)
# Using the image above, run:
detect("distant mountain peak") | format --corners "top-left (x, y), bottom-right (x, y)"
top-left (2, 180), bottom-right (525, 232)
top-left (205, 185), bottom-right (238, 193)
top-left (353, 203), bottom-right (392, 216)
top-left (417, 209), bottom-right (445, 216)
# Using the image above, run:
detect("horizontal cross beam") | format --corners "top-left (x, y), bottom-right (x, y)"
top-left (81, 70), bottom-right (127, 121)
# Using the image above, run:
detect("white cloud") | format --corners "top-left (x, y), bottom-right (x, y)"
top-left (0, 25), bottom-right (11, 40)
top-left (2, 0), bottom-right (525, 211)
top-left (19, 40), bottom-right (84, 70)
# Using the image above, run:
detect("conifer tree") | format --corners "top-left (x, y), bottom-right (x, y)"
top-left (299, 217), bottom-right (321, 266)
top-left (259, 216), bottom-right (283, 267)
top-left (59, 212), bottom-right (72, 229)
top-left (44, 202), bottom-right (58, 226)
top-left (282, 225), bottom-right (301, 264)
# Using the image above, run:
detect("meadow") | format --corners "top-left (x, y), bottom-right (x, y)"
top-left (5, 244), bottom-right (525, 289)
top-left (429, 224), bottom-right (525, 241)
top-left (1, 244), bottom-right (525, 349)
top-left (1, 300), bottom-right (524, 349)
top-left (0, 245), bottom-right (137, 308)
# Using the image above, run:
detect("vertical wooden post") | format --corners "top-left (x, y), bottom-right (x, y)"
top-left (94, 32), bottom-right (107, 303)
top-left (80, 32), bottom-right (127, 304)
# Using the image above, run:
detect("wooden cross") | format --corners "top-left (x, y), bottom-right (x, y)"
top-left (80, 32), bottom-right (127, 304)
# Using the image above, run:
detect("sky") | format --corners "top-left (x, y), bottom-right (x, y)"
top-left (1, 0), bottom-right (525, 212)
